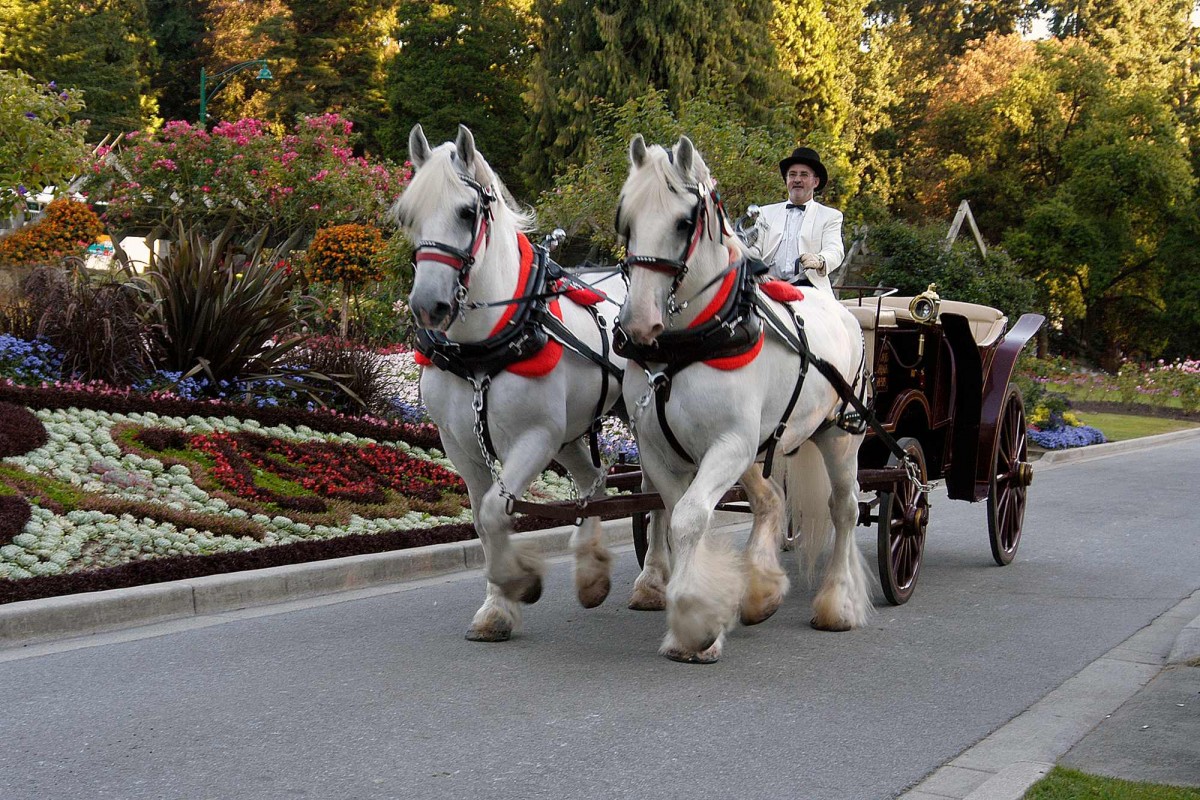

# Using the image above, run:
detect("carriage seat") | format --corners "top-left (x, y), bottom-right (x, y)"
top-left (840, 297), bottom-right (1007, 347)
top-left (840, 303), bottom-right (896, 374)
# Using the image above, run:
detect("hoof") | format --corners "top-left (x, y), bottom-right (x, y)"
top-left (577, 576), bottom-right (610, 609)
top-left (465, 626), bottom-right (511, 642)
top-left (740, 602), bottom-right (781, 627)
top-left (628, 584), bottom-right (667, 611)
top-left (810, 616), bottom-right (852, 632)
top-left (660, 635), bottom-right (722, 664)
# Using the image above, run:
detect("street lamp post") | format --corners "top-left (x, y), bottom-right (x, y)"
top-left (198, 59), bottom-right (273, 127)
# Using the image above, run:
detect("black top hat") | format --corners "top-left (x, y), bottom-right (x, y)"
top-left (779, 147), bottom-right (828, 191)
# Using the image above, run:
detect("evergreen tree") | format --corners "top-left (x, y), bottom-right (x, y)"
top-left (523, 0), bottom-right (785, 190)
top-left (147, 0), bottom-right (208, 123)
top-left (256, 0), bottom-right (396, 151)
top-left (196, 0), bottom-right (288, 124)
top-left (0, 0), bottom-right (159, 138)
top-left (381, 0), bottom-right (533, 195)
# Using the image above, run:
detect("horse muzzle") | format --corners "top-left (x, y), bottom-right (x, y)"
top-left (409, 293), bottom-right (456, 332)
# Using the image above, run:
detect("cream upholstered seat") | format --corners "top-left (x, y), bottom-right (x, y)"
top-left (841, 303), bottom-right (896, 373)
top-left (841, 296), bottom-right (1007, 347)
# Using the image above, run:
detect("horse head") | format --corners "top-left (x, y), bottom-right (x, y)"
top-left (615, 134), bottom-right (735, 346)
top-left (392, 124), bottom-right (527, 333)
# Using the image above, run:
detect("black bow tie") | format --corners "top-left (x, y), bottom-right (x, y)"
top-left (786, 203), bottom-right (806, 211)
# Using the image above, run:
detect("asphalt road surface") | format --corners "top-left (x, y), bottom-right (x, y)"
top-left (3, 439), bottom-right (1198, 800)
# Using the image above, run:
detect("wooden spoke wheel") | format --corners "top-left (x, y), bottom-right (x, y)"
top-left (632, 511), bottom-right (650, 568)
top-left (877, 437), bottom-right (929, 606)
top-left (988, 384), bottom-right (1032, 566)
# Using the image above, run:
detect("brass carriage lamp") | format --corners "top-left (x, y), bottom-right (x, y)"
top-left (909, 283), bottom-right (941, 324)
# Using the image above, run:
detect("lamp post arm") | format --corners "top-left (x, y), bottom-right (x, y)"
top-left (199, 59), bottom-right (271, 126)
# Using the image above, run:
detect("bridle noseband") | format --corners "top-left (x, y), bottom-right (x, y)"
top-left (412, 175), bottom-right (496, 317)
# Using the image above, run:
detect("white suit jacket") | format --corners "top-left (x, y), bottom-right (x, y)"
top-left (748, 199), bottom-right (844, 293)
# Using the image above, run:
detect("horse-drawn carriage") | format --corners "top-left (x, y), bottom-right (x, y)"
top-left (397, 124), bottom-right (1044, 662)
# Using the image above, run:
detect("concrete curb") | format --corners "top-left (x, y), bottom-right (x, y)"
top-left (1036, 424), bottom-right (1200, 467)
top-left (900, 589), bottom-right (1200, 799)
top-left (0, 517), bottom-right (635, 648)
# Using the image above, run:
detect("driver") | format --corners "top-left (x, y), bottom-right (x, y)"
top-left (747, 146), bottom-right (843, 293)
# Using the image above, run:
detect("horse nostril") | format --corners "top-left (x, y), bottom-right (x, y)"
top-left (431, 301), bottom-right (452, 320)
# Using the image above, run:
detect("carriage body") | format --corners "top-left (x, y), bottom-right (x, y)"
top-left (841, 290), bottom-right (1045, 603)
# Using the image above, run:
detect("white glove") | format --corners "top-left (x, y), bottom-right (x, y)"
top-left (799, 253), bottom-right (826, 275)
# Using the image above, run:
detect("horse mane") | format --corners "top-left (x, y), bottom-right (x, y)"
top-left (392, 141), bottom-right (535, 233)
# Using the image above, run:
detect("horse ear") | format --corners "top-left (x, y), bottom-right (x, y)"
top-left (409, 124), bottom-right (431, 168)
top-left (675, 136), bottom-right (695, 177)
top-left (455, 124), bottom-right (477, 172)
top-left (629, 134), bottom-right (647, 168)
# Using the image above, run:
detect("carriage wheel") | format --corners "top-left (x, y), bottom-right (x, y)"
top-left (632, 511), bottom-right (650, 568)
top-left (988, 384), bottom-right (1032, 566)
top-left (877, 437), bottom-right (929, 606)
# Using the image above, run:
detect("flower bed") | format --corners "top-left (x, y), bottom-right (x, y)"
top-left (0, 380), bottom-right (625, 605)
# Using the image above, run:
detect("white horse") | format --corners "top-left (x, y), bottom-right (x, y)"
top-left (393, 124), bottom-right (626, 641)
top-left (616, 134), bottom-right (872, 663)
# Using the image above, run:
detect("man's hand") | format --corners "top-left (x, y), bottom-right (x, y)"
top-left (799, 253), bottom-right (827, 275)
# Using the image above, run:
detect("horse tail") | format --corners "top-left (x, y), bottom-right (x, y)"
top-left (783, 440), bottom-right (834, 582)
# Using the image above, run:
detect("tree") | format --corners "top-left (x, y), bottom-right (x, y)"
top-left (380, 0), bottom-right (533, 196)
top-left (0, 0), bottom-right (159, 138)
top-left (1002, 89), bottom-right (1195, 367)
top-left (534, 89), bottom-right (783, 258)
top-left (194, 0), bottom-right (289, 124)
top-left (146, 0), bottom-right (209, 123)
top-left (523, 0), bottom-right (785, 190)
top-left (256, 0), bottom-right (397, 152)
top-left (0, 70), bottom-right (90, 217)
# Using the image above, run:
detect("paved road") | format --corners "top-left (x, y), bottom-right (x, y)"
top-left (3, 439), bottom-right (1199, 800)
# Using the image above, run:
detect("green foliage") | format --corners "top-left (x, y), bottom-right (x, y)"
top-left (255, 0), bottom-right (395, 152)
top-left (381, 0), bottom-right (532, 197)
top-left (139, 220), bottom-right (319, 388)
top-left (535, 89), bottom-right (783, 257)
top-left (865, 219), bottom-right (1037, 322)
top-left (523, 0), bottom-right (785, 190)
top-left (0, 70), bottom-right (90, 219)
top-left (0, 0), bottom-right (159, 139)
top-left (146, 0), bottom-right (208, 123)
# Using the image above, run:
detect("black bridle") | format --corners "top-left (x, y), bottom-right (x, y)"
top-left (618, 181), bottom-right (733, 318)
top-left (412, 175), bottom-right (496, 317)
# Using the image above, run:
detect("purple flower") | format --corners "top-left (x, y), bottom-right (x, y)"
top-left (24, 112), bottom-right (36, 120)
top-left (16, 185), bottom-right (27, 196)
top-left (47, 81), bottom-right (56, 89)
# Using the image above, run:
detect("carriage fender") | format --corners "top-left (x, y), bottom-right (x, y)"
top-left (941, 313), bottom-right (985, 501)
top-left (970, 313), bottom-right (1046, 500)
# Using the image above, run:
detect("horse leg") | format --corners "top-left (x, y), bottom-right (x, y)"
top-left (629, 474), bottom-right (671, 611)
top-left (808, 431), bottom-right (872, 631)
top-left (440, 438), bottom-right (525, 642)
top-left (554, 439), bottom-right (613, 609)
top-left (472, 433), bottom-right (565, 605)
top-left (739, 462), bottom-right (790, 626)
top-left (660, 442), bottom-right (752, 664)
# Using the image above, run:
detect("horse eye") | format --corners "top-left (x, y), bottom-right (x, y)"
top-left (675, 217), bottom-right (692, 232)
top-left (457, 205), bottom-right (475, 221)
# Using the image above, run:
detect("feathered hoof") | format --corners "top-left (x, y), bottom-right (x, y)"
top-left (740, 567), bottom-right (788, 626)
top-left (576, 575), bottom-right (611, 609)
top-left (810, 615), bottom-right (853, 632)
top-left (659, 631), bottom-right (722, 664)
top-left (465, 625), bottom-right (512, 642)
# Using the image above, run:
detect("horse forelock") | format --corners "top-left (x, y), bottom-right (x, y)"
top-left (393, 141), bottom-right (533, 234)
top-left (618, 142), bottom-right (720, 243)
